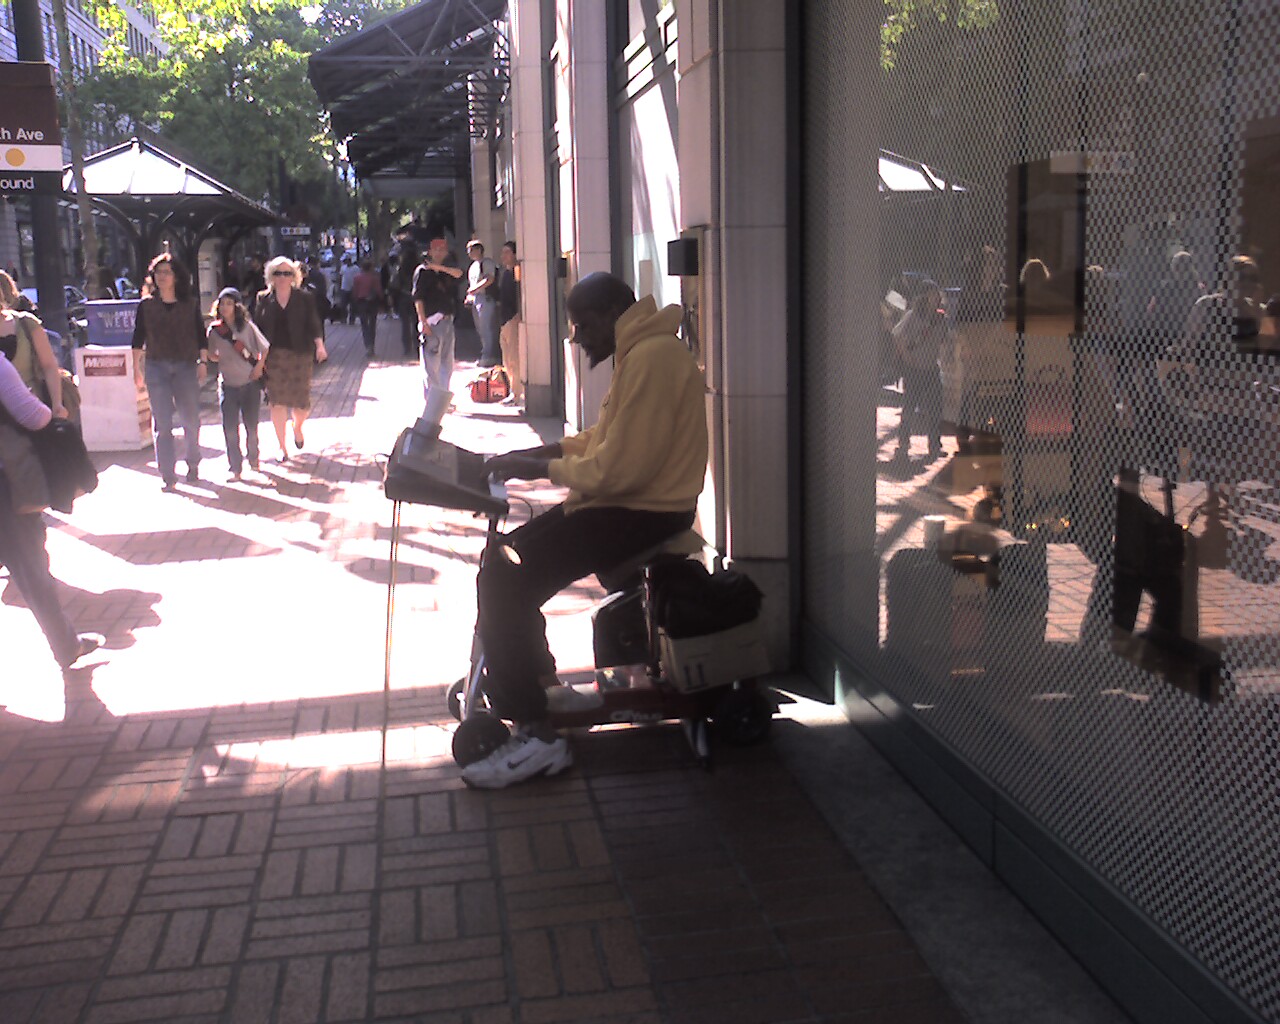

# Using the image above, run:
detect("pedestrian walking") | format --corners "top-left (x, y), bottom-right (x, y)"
top-left (351, 259), bottom-right (384, 357)
top-left (413, 237), bottom-right (464, 412)
top-left (394, 232), bottom-right (422, 358)
top-left (131, 253), bottom-right (208, 491)
top-left (339, 255), bottom-right (360, 324)
top-left (253, 257), bottom-right (327, 462)
top-left (206, 288), bottom-right (269, 480)
top-left (0, 350), bottom-right (104, 671)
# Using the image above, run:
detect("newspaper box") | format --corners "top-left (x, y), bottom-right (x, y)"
top-left (658, 618), bottom-right (770, 694)
top-left (74, 346), bottom-right (151, 452)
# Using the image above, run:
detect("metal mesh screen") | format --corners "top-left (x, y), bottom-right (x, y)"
top-left (802, 2), bottom-right (1280, 1018)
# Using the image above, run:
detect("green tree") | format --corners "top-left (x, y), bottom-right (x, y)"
top-left (82, 0), bottom-right (343, 224)
top-left (51, 0), bottom-right (102, 295)
top-left (881, 0), bottom-right (999, 69)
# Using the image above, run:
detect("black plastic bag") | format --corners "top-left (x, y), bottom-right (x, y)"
top-left (651, 560), bottom-right (763, 639)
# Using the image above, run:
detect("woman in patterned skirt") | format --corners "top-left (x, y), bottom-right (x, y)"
top-left (253, 257), bottom-right (326, 462)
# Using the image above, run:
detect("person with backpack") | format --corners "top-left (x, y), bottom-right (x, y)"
top-left (0, 269), bottom-right (66, 418)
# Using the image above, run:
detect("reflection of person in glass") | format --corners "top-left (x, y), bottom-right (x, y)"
top-left (1159, 255), bottom-right (1268, 423)
top-left (957, 244), bottom-right (1003, 324)
top-left (1146, 250), bottom-right (1205, 342)
top-left (1181, 254), bottom-right (1264, 353)
top-left (891, 280), bottom-right (947, 462)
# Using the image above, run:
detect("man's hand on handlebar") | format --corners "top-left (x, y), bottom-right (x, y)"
top-left (486, 453), bottom-right (550, 481)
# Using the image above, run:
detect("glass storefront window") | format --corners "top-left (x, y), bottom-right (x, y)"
top-left (803, 2), bottom-right (1280, 1018)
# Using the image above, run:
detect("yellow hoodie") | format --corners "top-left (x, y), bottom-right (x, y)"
top-left (549, 296), bottom-right (708, 514)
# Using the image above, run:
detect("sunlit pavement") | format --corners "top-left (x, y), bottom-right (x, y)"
top-left (0, 322), bottom-right (963, 1023)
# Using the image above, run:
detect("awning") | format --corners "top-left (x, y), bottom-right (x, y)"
top-left (309, 0), bottom-right (509, 187)
top-left (62, 136), bottom-right (280, 270)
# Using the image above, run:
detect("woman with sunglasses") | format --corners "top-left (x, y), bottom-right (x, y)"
top-left (253, 257), bottom-right (327, 462)
top-left (131, 253), bottom-right (208, 491)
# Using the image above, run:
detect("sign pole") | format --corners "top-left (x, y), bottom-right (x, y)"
top-left (8, 0), bottom-right (68, 339)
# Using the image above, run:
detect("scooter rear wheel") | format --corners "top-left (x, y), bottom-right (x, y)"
top-left (713, 685), bottom-right (773, 746)
top-left (452, 713), bottom-right (511, 766)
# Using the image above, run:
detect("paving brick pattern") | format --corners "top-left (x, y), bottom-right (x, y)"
top-left (1, 322), bottom-right (964, 1023)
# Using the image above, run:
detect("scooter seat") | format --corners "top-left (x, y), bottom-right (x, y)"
top-left (598, 530), bottom-right (705, 591)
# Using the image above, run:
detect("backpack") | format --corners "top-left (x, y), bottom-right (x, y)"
top-left (650, 560), bottom-right (763, 639)
top-left (8, 313), bottom-right (80, 422)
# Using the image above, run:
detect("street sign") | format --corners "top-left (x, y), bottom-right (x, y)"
top-left (281, 226), bottom-right (312, 238)
top-left (0, 62), bottom-right (63, 193)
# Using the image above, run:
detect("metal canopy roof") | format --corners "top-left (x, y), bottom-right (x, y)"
top-left (62, 137), bottom-right (279, 272)
top-left (63, 137), bottom-right (278, 219)
top-left (61, 140), bottom-right (277, 276)
top-left (309, 0), bottom-right (509, 184)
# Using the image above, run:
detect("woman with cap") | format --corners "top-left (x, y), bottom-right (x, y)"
top-left (252, 256), bottom-right (326, 462)
top-left (207, 287), bottom-right (269, 480)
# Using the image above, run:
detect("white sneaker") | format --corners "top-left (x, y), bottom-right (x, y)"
top-left (460, 730), bottom-right (573, 789)
top-left (545, 683), bottom-right (604, 713)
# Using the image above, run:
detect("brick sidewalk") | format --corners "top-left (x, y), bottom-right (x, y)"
top-left (1, 321), bottom-right (965, 1023)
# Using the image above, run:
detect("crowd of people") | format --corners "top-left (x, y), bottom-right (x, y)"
top-left (2, 224), bottom-right (532, 678)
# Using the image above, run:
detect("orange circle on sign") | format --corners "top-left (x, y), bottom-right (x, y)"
top-left (4, 148), bottom-right (26, 167)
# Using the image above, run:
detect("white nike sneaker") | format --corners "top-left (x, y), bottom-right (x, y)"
top-left (460, 730), bottom-right (573, 789)
top-left (545, 683), bottom-right (604, 713)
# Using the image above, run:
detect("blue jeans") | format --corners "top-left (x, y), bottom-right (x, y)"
top-left (145, 359), bottom-right (202, 483)
top-left (420, 316), bottom-right (456, 400)
top-left (219, 379), bottom-right (261, 473)
top-left (473, 296), bottom-right (499, 364)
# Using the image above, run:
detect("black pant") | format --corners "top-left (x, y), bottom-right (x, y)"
top-left (899, 367), bottom-right (942, 451)
top-left (477, 504), bottom-right (695, 723)
top-left (397, 293), bottom-right (417, 355)
top-left (355, 299), bottom-right (378, 352)
top-left (0, 476), bottom-right (78, 667)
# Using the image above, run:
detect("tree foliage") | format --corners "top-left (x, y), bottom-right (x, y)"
top-left (881, 0), bottom-right (999, 69)
top-left (84, 0), bottom-right (320, 201)
top-left (78, 0), bottom-right (415, 227)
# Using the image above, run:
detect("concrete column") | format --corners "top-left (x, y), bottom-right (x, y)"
top-left (559, 0), bottom-right (612, 430)
top-left (510, 0), bottom-right (554, 415)
top-left (675, 0), bottom-right (793, 663)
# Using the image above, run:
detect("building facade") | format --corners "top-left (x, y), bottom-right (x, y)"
top-left (0, 0), bottom-right (163, 282)
top-left (483, 1), bottom-right (1280, 1021)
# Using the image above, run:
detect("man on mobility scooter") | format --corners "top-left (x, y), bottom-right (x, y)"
top-left (463, 272), bottom-right (708, 789)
